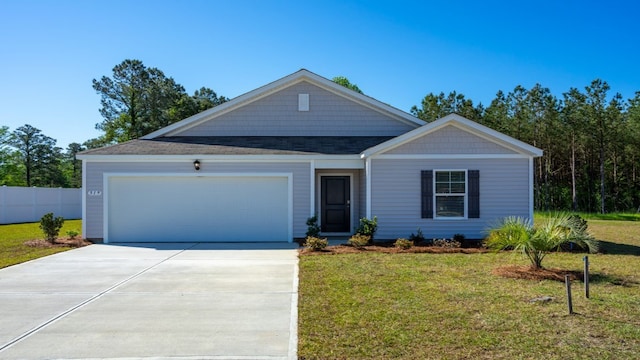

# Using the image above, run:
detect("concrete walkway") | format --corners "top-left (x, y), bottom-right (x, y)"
top-left (0, 243), bottom-right (299, 360)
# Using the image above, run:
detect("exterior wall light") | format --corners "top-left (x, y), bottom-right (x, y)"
top-left (193, 160), bottom-right (201, 171)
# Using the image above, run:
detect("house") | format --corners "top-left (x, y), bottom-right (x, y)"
top-left (77, 69), bottom-right (542, 243)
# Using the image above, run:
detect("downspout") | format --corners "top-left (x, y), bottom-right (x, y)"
top-left (529, 157), bottom-right (534, 220)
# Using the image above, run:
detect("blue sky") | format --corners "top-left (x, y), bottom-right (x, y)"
top-left (1, 0), bottom-right (638, 148)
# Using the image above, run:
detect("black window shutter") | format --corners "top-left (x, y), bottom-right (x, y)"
top-left (421, 170), bottom-right (433, 219)
top-left (468, 170), bottom-right (480, 218)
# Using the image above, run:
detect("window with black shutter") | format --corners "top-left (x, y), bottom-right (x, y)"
top-left (421, 169), bottom-right (479, 219)
top-left (468, 170), bottom-right (480, 218)
top-left (421, 170), bottom-right (433, 218)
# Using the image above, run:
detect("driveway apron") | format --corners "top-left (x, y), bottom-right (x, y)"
top-left (0, 242), bottom-right (299, 360)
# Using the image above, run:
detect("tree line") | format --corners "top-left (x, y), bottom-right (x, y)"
top-left (411, 80), bottom-right (640, 213)
top-left (0, 59), bottom-right (227, 188)
top-left (0, 124), bottom-right (83, 187)
top-left (2, 59), bottom-right (639, 213)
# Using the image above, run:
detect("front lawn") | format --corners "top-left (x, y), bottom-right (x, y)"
top-left (298, 220), bottom-right (640, 359)
top-left (0, 220), bottom-right (83, 269)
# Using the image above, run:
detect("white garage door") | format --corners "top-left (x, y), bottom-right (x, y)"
top-left (106, 175), bottom-right (290, 242)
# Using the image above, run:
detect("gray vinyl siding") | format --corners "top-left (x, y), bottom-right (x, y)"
top-left (175, 82), bottom-right (416, 137)
top-left (315, 169), bottom-right (361, 234)
top-left (370, 158), bottom-right (530, 240)
top-left (84, 161), bottom-right (311, 240)
top-left (385, 126), bottom-right (517, 155)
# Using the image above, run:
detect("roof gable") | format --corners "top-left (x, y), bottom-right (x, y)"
top-left (384, 125), bottom-right (519, 155)
top-left (361, 114), bottom-right (543, 158)
top-left (142, 69), bottom-right (424, 139)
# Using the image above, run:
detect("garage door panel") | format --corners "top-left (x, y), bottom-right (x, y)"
top-left (107, 176), bottom-right (289, 242)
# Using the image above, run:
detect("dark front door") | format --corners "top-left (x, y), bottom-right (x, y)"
top-left (321, 176), bottom-right (350, 232)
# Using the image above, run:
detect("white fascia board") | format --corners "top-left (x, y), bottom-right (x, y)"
top-left (76, 154), bottom-right (363, 162)
top-left (361, 113), bottom-right (543, 158)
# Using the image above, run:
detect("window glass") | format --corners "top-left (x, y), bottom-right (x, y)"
top-left (435, 183), bottom-right (450, 193)
top-left (435, 196), bottom-right (464, 217)
top-left (435, 172), bottom-right (450, 182)
top-left (450, 171), bottom-right (465, 182)
top-left (450, 182), bottom-right (465, 194)
top-left (434, 170), bottom-right (466, 218)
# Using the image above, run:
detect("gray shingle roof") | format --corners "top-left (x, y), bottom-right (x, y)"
top-left (79, 136), bottom-right (395, 156)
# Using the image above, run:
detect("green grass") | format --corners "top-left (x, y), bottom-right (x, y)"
top-left (298, 220), bottom-right (640, 359)
top-left (536, 211), bottom-right (640, 222)
top-left (0, 220), bottom-right (82, 269)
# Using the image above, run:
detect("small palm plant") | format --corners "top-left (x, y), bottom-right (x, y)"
top-left (485, 213), bottom-right (599, 269)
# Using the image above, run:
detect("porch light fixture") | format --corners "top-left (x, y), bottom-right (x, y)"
top-left (193, 160), bottom-right (201, 171)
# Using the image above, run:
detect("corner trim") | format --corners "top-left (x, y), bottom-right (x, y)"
top-left (81, 160), bottom-right (87, 239)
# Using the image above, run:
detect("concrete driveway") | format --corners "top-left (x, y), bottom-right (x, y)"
top-left (0, 242), bottom-right (299, 360)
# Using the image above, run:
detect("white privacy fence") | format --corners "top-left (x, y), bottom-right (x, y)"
top-left (0, 186), bottom-right (82, 224)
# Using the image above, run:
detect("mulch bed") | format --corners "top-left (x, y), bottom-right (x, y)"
top-left (300, 244), bottom-right (586, 283)
top-left (299, 244), bottom-right (488, 255)
top-left (24, 238), bottom-right (92, 248)
top-left (492, 265), bottom-right (582, 282)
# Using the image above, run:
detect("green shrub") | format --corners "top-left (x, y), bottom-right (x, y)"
top-left (409, 228), bottom-right (426, 244)
top-left (433, 238), bottom-right (461, 248)
top-left (348, 234), bottom-right (371, 249)
top-left (306, 215), bottom-right (321, 238)
top-left (453, 233), bottom-right (465, 242)
top-left (66, 230), bottom-right (79, 239)
top-left (304, 236), bottom-right (328, 251)
top-left (394, 238), bottom-right (413, 249)
top-left (355, 216), bottom-right (378, 240)
top-left (40, 213), bottom-right (65, 244)
top-left (485, 213), bottom-right (599, 269)
top-left (568, 214), bottom-right (588, 233)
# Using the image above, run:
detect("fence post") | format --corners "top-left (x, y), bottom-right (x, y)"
top-left (58, 187), bottom-right (63, 217)
top-left (32, 186), bottom-right (37, 221)
top-left (0, 186), bottom-right (5, 224)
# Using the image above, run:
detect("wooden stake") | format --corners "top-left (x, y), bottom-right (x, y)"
top-left (565, 275), bottom-right (573, 315)
top-left (583, 256), bottom-right (590, 299)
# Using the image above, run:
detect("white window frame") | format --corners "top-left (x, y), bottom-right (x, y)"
top-left (433, 169), bottom-right (468, 220)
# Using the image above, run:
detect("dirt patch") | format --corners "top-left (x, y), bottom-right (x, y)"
top-left (492, 265), bottom-right (582, 282)
top-left (24, 238), bottom-right (92, 249)
top-left (300, 244), bottom-right (488, 255)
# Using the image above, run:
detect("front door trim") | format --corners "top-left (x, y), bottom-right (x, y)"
top-left (317, 173), bottom-right (353, 235)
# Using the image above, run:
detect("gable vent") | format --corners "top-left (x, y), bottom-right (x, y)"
top-left (298, 93), bottom-right (309, 111)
